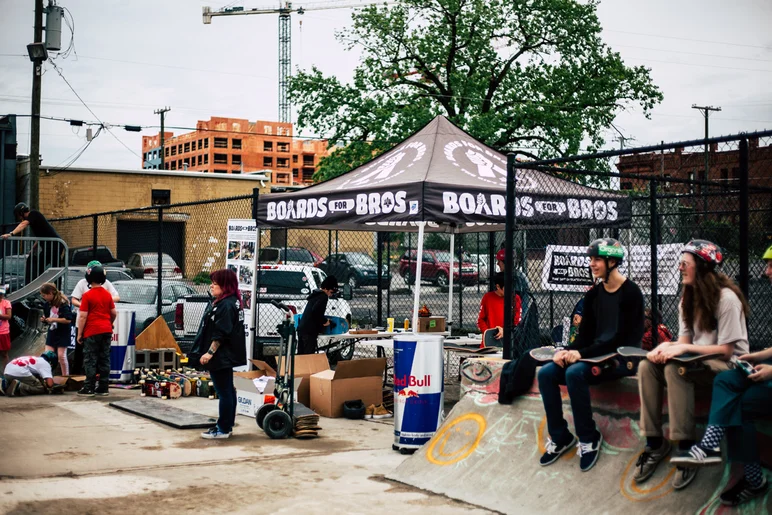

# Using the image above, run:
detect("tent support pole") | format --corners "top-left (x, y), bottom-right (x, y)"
top-left (447, 232), bottom-right (454, 325)
top-left (412, 222), bottom-right (426, 331)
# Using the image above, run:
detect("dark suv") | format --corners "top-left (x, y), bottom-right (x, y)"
top-left (69, 246), bottom-right (123, 267)
top-left (398, 249), bottom-right (478, 287)
top-left (318, 252), bottom-right (391, 289)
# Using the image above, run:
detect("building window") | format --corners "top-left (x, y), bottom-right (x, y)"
top-left (214, 169), bottom-right (227, 174)
top-left (197, 155), bottom-right (203, 165)
top-left (183, 158), bottom-right (190, 168)
top-left (732, 167), bottom-right (740, 191)
top-left (184, 142), bottom-right (190, 153)
top-left (170, 161), bottom-right (177, 170)
top-left (232, 154), bottom-right (242, 165)
top-left (232, 169), bottom-right (241, 174)
top-left (152, 189), bottom-right (171, 206)
top-left (165, 162), bottom-right (170, 170)
top-left (214, 137), bottom-right (228, 148)
top-left (263, 125), bottom-right (273, 135)
top-left (191, 141), bottom-right (196, 151)
top-left (263, 156), bottom-right (273, 167)
top-left (171, 146), bottom-right (177, 156)
top-left (292, 155), bottom-right (298, 163)
top-left (204, 139), bottom-right (209, 149)
top-left (143, 152), bottom-right (148, 162)
top-left (277, 142), bottom-right (290, 153)
top-left (214, 153), bottom-right (228, 164)
top-left (232, 139), bottom-right (242, 150)
top-left (277, 157), bottom-right (289, 168)
top-left (720, 168), bottom-right (729, 191)
top-left (292, 168), bottom-right (299, 179)
top-left (204, 154), bottom-right (209, 164)
top-left (302, 168), bottom-right (314, 182)
top-left (177, 144), bottom-right (182, 154)
top-left (264, 141), bottom-right (273, 152)
top-left (165, 147), bottom-right (170, 157)
top-left (303, 156), bottom-right (314, 167)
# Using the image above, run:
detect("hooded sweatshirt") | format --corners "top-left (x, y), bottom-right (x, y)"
top-left (297, 289), bottom-right (329, 336)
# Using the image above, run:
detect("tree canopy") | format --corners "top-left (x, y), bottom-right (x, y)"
top-left (291, 0), bottom-right (663, 182)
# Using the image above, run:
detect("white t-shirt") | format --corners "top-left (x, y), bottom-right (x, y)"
top-left (678, 288), bottom-right (749, 356)
top-left (71, 279), bottom-right (118, 300)
top-left (4, 356), bottom-right (53, 380)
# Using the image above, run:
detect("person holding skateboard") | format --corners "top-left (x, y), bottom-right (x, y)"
top-left (634, 239), bottom-right (749, 490)
top-left (195, 268), bottom-right (246, 440)
top-left (538, 238), bottom-right (644, 472)
top-left (477, 272), bottom-right (521, 348)
top-left (297, 276), bottom-right (338, 355)
top-left (668, 243), bottom-right (772, 506)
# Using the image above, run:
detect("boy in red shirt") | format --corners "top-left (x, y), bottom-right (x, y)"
top-left (477, 272), bottom-right (522, 347)
top-left (76, 266), bottom-right (116, 396)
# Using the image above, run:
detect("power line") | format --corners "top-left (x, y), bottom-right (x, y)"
top-left (611, 44), bottom-right (772, 64)
top-left (605, 29), bottom-right (771, 50)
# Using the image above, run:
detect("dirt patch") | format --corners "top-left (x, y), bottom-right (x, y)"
top-left (370, 475), bottom-right (500, 513)
top-left (139, 446), bottom-right (163, 451)
top-left (42, 451), bottom-right (90, 460)
top-left (0, 405), bottom-right (49, 414)
top-left (172, 433), bottom-right (355, 453)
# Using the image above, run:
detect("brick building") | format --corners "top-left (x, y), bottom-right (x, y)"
top-left (141, 117), bottom-right (328, 187)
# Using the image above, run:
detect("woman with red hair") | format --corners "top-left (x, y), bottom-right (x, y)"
top-left (193, 268), bottom-right (246, 439)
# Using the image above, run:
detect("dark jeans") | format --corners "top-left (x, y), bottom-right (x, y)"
top-left (538, 361), bottom-right (621, 444)
top-left (297, 332), bottom-right (317, 355)
top-left (83, 333), bottom-right (111, 389)
top-left (210, 366), bottom-right (237, 434)
top-left (708, 364), bottom-right (772, 464)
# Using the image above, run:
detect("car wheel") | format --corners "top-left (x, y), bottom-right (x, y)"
top-left (347, 274), bottom-right (359, 289)
top-left (436, 272), bottom-right (448, 287)
top-left (404, 271), bottom-right (415, 285)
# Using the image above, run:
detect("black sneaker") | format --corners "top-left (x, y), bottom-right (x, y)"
top-left (77, 386), bottom-right (95, 397)
top-left (720, 476), bottom-right (768, 506)
top-left (670, 443), bottom-right (722, 467)
top-left (540, 434), bottom-right (577, 466)
top-left (95, 387), bottom-right (109, 397)
top-left (578, 432), bottom-right (603, 472)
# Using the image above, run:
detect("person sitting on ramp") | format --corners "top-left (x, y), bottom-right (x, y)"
top-left (537, 238), bottom-right (643, 472)
top-left (1, 351), bottom-right (59, 396)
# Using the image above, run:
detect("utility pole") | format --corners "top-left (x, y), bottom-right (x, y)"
top-left (29, 0), bottom-right (44, 210)
top-left (154, 107), bottom-right (170, 170)
top-left (610, 123), bottom-right (634, 192)
top-left (692, 104), bottom-right (721, 215)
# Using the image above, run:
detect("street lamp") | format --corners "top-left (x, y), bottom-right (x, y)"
top-left (26, 42), bottom-right (48, 62)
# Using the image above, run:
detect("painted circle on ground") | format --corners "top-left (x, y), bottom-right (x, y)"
top-left (425, 413), bottom-right (486, 466)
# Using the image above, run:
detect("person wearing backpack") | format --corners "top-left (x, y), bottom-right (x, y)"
top-left (537, 238), bottom-right (644, 472)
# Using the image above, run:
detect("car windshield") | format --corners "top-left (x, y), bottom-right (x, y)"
top-left (72, 248), bottom-right (115, 265)
top-left (258, 249), bottom-right (280, 262)
top-left (142, 255), bottom-right (176, 266)
top-left (284, 249), bottom-right (314, 262)
top-left (64, 271), bottom-right (84, 295)
top-left (256, 270), bottom-right (309, 294)
top-left (113, 283), bottom-right (157, 304)
top-left (434, 252), bottom-right (453, 262)
top-left (347, 253), bottom-right (375, 266)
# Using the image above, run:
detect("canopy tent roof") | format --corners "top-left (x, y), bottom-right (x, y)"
top-left (256, 116), bottom-right (631, 233)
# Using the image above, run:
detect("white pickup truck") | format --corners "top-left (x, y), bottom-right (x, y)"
top-left (175, 265), bottom-right (353, 358)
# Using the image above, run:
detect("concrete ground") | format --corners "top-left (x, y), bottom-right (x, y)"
top-left (0, 388), bottom-right (493, 515)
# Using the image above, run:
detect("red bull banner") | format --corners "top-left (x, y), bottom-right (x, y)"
top-left (393, 334), bottom-right (444, 450)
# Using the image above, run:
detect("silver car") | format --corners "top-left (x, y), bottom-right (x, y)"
top-left (112, 279), bottom-right (196, 334)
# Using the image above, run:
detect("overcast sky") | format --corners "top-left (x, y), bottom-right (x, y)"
top-left (1, 0), bottom-right (771, 170)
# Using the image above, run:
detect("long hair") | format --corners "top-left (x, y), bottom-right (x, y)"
top-left (210, 268), bottom-right (242, 307)
top-left (681, 260), bottom-right (749, 333)
top-left (40, 282), bottom-right (69, 308)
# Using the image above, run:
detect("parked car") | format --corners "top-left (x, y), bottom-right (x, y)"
top-left (398, 249), bottom-right (478, 287)
top-left (257, 247), bottom-right (317, 266)
top-left (0, 255), bottom-right (26, 293)
top-left (125, 253), bottom-right (182, 279)
top-left (112, 279), bottom-right (197, 335)
top-left (468, 253), bottom-right (490, 282)
top-left (318, 252), bottom-right (390, 289)
top-left (69, 246), bottom-right (123, 267)
top-left (62, 266), bottom-right (134, 296)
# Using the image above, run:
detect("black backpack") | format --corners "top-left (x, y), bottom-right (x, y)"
top-left (498, 292), bottom-right (540, 404)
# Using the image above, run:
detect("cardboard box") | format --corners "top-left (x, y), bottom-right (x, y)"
top-left (417, 316), bottom-right (446, 333)
top-left (310, 358), bottom-right (386, 418)
top-left (53, 375), bottom-right (86, 391)
top-left (234, 359), bottom-right (277, 418)
top-left (279, 353), bottom-right (329, 407)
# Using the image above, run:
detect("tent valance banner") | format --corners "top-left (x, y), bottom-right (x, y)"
top-left (256, 116), bottom-right (632, 233)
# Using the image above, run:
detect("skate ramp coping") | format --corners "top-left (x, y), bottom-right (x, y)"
top-left (387, 386), bottom-right (771, 514)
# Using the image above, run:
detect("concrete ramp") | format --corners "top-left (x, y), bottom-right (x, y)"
top-left (387, 394), bottom-right (771, 514)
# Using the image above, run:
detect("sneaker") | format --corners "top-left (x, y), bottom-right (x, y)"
top-left (720, 476), bottom-right (768, 506)
top-left (670, 443), bottom-right (721, 467)
top-left (201, 427), bottom-right (231, 440)
top-left (365, 404), bottom-right (375, 419)
top-left (577, 432), bottom-right (604, 472)
top-left (95, 385), bottom-right (110, 397)
top-left (539, 434), bottom-right (578, 466)
top-left (633, 440), bottom-right (672, 483)
top-left (672, 466), bottom-right (698, 490)
top-left (77, 386), bottom-right (95, 397)
top-left (372, 404), bottom-right (393, 419)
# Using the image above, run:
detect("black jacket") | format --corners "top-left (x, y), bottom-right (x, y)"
top-left (297, 290), bottom-right (328, 336)
top-left (191, 295), bottom-right (246, 371)
top-left (567, 279), bottom-right (644, 359)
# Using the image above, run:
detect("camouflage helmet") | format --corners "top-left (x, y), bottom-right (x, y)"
top-left (587, 238), bottom-right (625, 262)
top-left (682, 239), bottom-right (723, 267)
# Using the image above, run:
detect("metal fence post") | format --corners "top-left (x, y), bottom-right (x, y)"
top-left (738, 138), bottom-right (749, 298)
top-left (386, 232), bottom-right (391, 318)
top-left (488, 231), bottom-right (495, 291)
top-left (92, 215), bottom-right (98, 261)
top-left (376, 232), bottom-right (383, 325)
top-left (649, 178), bottom-right (659, 345)
top-left (157, 207), bottom-right (163, 319)
top-left (457, 232), bottom-right (463, 330)
top-left (503, 154), bottom-right (516, 360)
top-left (252, 187), bottom-right (260, 359)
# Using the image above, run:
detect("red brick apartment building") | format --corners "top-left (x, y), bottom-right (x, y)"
top-left (141, 117), bottom-right (328, 187)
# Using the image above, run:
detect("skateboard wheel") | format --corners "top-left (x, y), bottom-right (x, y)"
top-left (162, 395), bottom-right (168, 400)
top-left (678, 366), bottom-right (687, 376)
top-left (208, 382), bottom-right (213, 387)
top-left (627, 362), bottom-right (634, 370)
top-left (161, 382), bottom-right (167, 386)
top-left (591, 366), bottom-right (601, 376)
top-left (138, 380), bottom-right (145, 384)
top-left (141, 392), bottom-right (146, 397)
top-left (208, 395), bottom-right (214, 400)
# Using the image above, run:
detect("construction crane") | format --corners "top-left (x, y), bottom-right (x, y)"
top-left (203, 1), bottom-right (389, 123)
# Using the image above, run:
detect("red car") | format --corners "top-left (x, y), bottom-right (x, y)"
top-left (398, 249), bottom-right (478, 287)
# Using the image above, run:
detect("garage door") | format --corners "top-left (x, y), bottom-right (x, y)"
top-left (117, 221), bottom-right (185, 274)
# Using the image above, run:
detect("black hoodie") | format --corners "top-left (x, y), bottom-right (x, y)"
top-left (297, 289), bottom-right (329, 336)
top-left (190, 295), bottom-right (247, 371)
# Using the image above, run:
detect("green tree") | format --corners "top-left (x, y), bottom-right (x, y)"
top-left (292, 0), bottom-right (662, 183)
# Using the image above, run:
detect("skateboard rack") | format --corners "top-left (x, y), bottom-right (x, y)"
top-left (135, 348), bottom-right (179, 371)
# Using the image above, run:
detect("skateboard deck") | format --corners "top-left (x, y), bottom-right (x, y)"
top-left (529, 346), bottom-right (620, 376)
top-left (617, 346), bottom-right (724, 375)
top-left (443, 344), bottom-right (500, 355)
top-left (196, 378), bottom-right (217, 399)
top-left (139, 379), bottom-right (182, 400)
top-left (483, 328), bottom-right (503, 348)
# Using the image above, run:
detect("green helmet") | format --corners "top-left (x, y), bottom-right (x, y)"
top-left (86, 260), bottom-right (101, 269)
top-left (587, 238), bottom-right (625, 261)
top-left (40, 350), bottom-right (57, 368)
top-left (763, 244), bottom-right (772, 261)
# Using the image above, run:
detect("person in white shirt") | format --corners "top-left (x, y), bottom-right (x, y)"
top-left (2, 351), bottom-right (58, 396)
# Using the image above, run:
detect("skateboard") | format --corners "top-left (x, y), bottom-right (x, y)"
top-left (293, 314), bottom-right (349, 335)
top-left (196, 378), bottom-right (217, 399)
top-left (484, 328), bottom-right (503, 348)
top-left (139, 379), bottom-right (182, 399)
top-left (616, 346), bottom-right (724, 376)
top-left (443, 343), bottom-right (500, 355)
top-left (529, 346), bottom-right (620, 376)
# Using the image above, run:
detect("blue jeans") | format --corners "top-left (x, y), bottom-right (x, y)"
top-left (708, 364), bottom-right (772, 464)
top-left (210, 367), bottom-right (237, 433)
top-left (538, 361), bottom-right (620, 444)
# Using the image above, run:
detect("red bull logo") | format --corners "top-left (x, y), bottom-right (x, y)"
top-left (394, 374), bottom-right (431, 388)
top-left (398, 388), bottom-right (420, 398)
